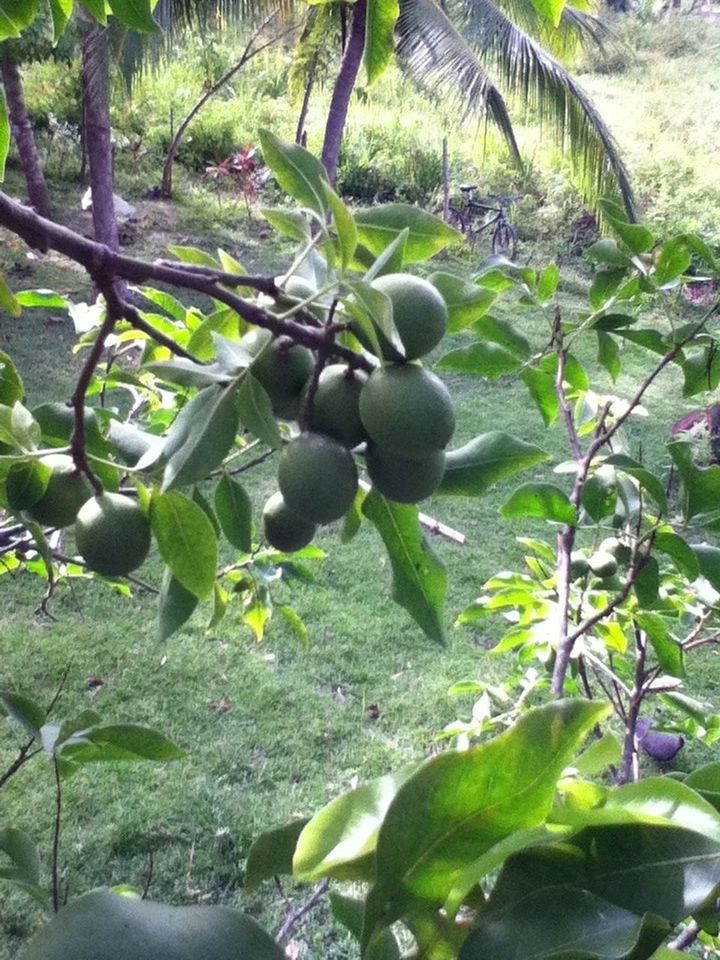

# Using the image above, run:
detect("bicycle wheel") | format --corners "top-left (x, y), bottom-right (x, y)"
top-left (492, 221), bottom-right (517, 260)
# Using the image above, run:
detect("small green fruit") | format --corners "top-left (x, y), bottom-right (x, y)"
top-left (278, 433), bottom-right (358, 524)
top-left (262, 492), bottom-right (317, 552)
top-left (365, 273), bottom-right (448, 361)
top-left (240, 328), bottom-right (313, 420)
top-left (75, 493), bottom-right (151, 577)
top-left (26, 455), bottom-right (92, 528)
top-left (359, 364), bottom-right (455, 458)
top-left (305, 365), bottom-right (368, 448)
top-left (569, 551), bottom-right (590, 580)
top-left (599, 537), bottom-right (632, 565)
top-left (366, 444), bottom-right (446, 504)
top-left (588, 551), bottom-right (619, 578)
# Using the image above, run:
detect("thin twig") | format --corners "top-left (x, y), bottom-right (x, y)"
top-left (668, 920), bottom-right (700, 952)
top-left (0, 744), bottom-right (42, 790)
top-left (276, 879), bottom-right (330, 944)
top-left (51, 754), bottom-right (62, 913)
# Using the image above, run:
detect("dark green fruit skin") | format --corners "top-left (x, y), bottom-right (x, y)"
top-left (305, 365), bottom-right (368, 448)
top-left (588, 551), bottom-right (619, 578)
top-left (359, 364), bottom-right (455, 459)
top-left (27, 455), bottom-right (93, 528)
top-left (17, 888), bottom-right (284, 960)
top-left (569, 551), bottom-right (590, 580)
top-left (262, 492), bottom-right (317, 552)
top-left (278, 433), bottom-right (358, 524)
top-left (367, 273), bottom-right (448, 362)
top-left (366, 444), bottom-right (446, 504)
top-left (240, 328), bottom-right (313, 420)
top-left (75, 493), bottom-right (151, 577)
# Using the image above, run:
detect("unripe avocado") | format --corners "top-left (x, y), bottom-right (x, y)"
top-left (278, 433), bottom-right (358, 524)
top-left (75, 493), bottom-right (151, 577)
top-left (240, 328), bottom-right (313, 420)
top-left (26, 455), bottom-right (92, 528)
top-left (599, 537), bottom-right (632, 566)
top-left (588, 551), bottom-right (619, 578)
top-left (305, 365), bottom-right (368, 448)
top-left (262, 492), bottom-right (317, 552)
top-left (365, 273), bottom-right (448, 361)
top-left (359, 364), bottom-right (455, 458)
top-left (569, 551), bottom-right (590, 580)
top-left (17, 888), bottom-right (284, 960)
top-left (366, 444), bottom-right (446, 504)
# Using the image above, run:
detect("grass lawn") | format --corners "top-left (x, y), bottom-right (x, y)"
top-left (3, 19), bottom-right (720, 953)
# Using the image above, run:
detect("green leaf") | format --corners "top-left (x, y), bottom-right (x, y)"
top-left (590, 268), bottom-right (627, 311)
top-left (0, 274), bottom-right (21, 317)
top-left (428, 272), bottom-right (496, 332)
top-left (654, 238), bottom-right (692, 286)
top-left (151, 490), bottom-right (217, 600)
top-left (139, 287), bottom-right (187, 323)
top-left (521, 359), bottom-right (558, 426)
top-left (606, 777), bottom-right (720, 839)
top-left (653, 530), bottom-right (699, 580)
top-left (685, 763), bottom-right (720, 811)
top-left (501, 482), bottom-right (576, 524)
top-left (586, 239), bottom-right (633, 268)
top-left (365, 0), bottom-right (400, 83)
top-left (236, 372), bottom-right (282, 448)
top-left (635, 612), bottom-right (684, 678)
top-left (0, 0), bottom-right (40, 42)
top-left (572, 732), bottom-right (622, 776)
top-left (48, 0), bottom-right (72, 37)
top-left (80, 0), bottom-right (108, 24)
top-left (582, 470), bottom-right (616, 522)
top-left (603, 454), bottom-right (667, 514)
top-left (354, 204), bottom-right (459, 262)
top-left (294, 769), bottom-right (414, 883)
top-left (15, 289), bottom-right (69, 310)
top-left (5, 459), bottom-right (50, 511)
top-left (342, 487), bottom-right (365, 543)
top-left (108, 0), bottom-right (158, 31)
top-left (669, 441), bottom-right (720, 523)
top-left (276, 604), bottom-right (308, 646)
top-left (361, 701), bottom-right (608, 949)
top-left (692, 545), bottom-right (720, 591)
top-left (437, 341), bottom-right (523, 379)
top-left (166, 244), bottom-right (219, 268)
top-left (259, 208), bottom-right (309, 242)
top-left (634, 556), bottom-right (659, 608)
top-left (528, 0), bottom-right (565, 26)
top-left (438, 433), bottom-right (550, 498)
top-left (18, 888), bottom-right (285, 959)
top-left (0, 89), bottom-right (9, 180)
top-left (259, 129), bottom-right (328, 217)
top-left (537, 263), bottom-right (559, 302)
top-left (330, 894), bottom-right (401, 960)
top-left (682, 347), bottom-right (720, 397)
top-left (162, 384), bottom-right (240, 491)
top-left (158, 568), bottom-right (198, 641)
top-left (600, 200), bottom-right (655, 255)
top-left (245, 819), bottom-right (309, 891)
top-left (60, 724), bottom-right (184, 764)
top-left (346, 279), bottom-right (403, 358)
top-left (0, 690), bottom-right (45, 739)
top-left (324, 184), bottom-right (357, 270)
top-left (597, 331), bottom-right (621, 382)
top-left (362, 490), bottom-right (446, 645)
top-left (362, 228), bottom-right (407, 278)
top-left (0, 827), bottom-right (40, 888)
top-left (214, 472), bottom-right (252, 552)
top-left (144, 359), bottom-right (232, 388)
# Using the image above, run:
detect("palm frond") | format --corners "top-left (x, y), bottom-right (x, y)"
top-left (396, 0), bottom-right (522, 167)
top-left (155, 0), bottom-right (298, 34)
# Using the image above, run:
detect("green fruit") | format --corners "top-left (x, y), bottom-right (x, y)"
top-left (306, 364), bottom-right (368, 448)
top-left (278, 432), bottom-right (358, 524)
top-left (262, 492), bottom-right (317, 552)
top-left (588, 551), bottom-right (619, 578)
top-left (26, 455), bottom-right (92, 528)
top-left (240, 328), bottom-right (313, 420)
top-left (599, 536), bottom-right (632, 565)
top-left (17, 888), bottom-right (284, 960)
top-left (359, 364), bottom-right (455, 458)
top-left (75, 493), bottom-right (151, 577)
top-left (366, 444), bottom-right (446, 504)
top-left (365, 273), bottom-right (448, 361)
top-left (569, 551), bottom-right (590, 580)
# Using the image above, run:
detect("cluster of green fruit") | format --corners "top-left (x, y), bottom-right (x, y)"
top-left (11, 454), bottom-right (150, 578)
top-left (570, 537), bottom-right (631, 584)
top-left (259, 273), bottom-right (455, 553)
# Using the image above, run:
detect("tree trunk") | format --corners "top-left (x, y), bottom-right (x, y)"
top-left (295, 62), bottom-right (316, 146)
top-left (0, 50), bottom-right (50, 217)
top-left (82, 21), bottom-right (118, 251)
top-left (320, 0), bottom-right (367, 184)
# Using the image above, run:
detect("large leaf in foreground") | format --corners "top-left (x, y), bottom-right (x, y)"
top-left (354, 205), bottom-right (459, 262)
top-left (362, 491), bottom-right (446, 644)
top-left (361, 700), bottom-right (607, 950)
top-left (438, 433), bottom-right (550, 498)
top-left (259, 130), bottom-right (328, 218)
top-left (151, 491), bottom-right (217, 600)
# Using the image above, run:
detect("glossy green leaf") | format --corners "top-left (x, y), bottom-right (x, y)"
top-left (571, 732), bottom-right (621, 776)
top-left (354, 204), bottom-right (459, 262)
top-left (537, 263), bottom-right (559, 302)
top-left (586, 239), bottom-right (633, 268)
top-left (108, 0), bottom-right (158, 32)
top-left (438, 433), bottom-right (550, 498)
top-left (259, 129), bottom-right (328, 217)
top-left (191, 486), bottom-right (219, 536)
top-left (597, 331), bottom-right (621, 382)
top-left (581, 471), bottom-right (616, 522)
top-left (437, 341), bottom-right (523, 379)
top-left (324, 184), bottom-right (357, 270)
top-left (144, 359), bottom-right (232, 388)
top-left (634, 556), bottom-right (659, 607)
top-left (16, 289), bottom-right (69, 310)
top-left (17, 888), bottom-right (285, 960)
top-left (0, 0), bottom-right (40, 42)
top-left (236, 372), bottom-right (282, 448)
top-left (0, 274), bottom-right (20, 317)
top-left (0, 689), bottom-right (45, 739)
top-left (362, 490), bottom-right (446, 644)
top-left (361, 228), bottom-right (407, 278)
top-left (682, 347), bottom-right (720, 397)
top-left (259, 208), bottom-right (309, 242)
top-left (214, 472), bottom-right (252, 552)
top-left (60, 724), bottom-right (184, 765)
top-left (245, 819), bottom-right (309, 891)
top-left (603, 454), bottom-right (667, 513)
top-left (654, 238), bottom-right (692, 286)
top-left (653, 530), bottom-right (699, 580)
top-left (166, 245), bottom-right (219, 268)
top-left (601, 200), bottom-right (655, 255)
top-left (0, 827), bottom-right (40, 888)
top-left (429, 273), bottom-right (496, 332)
top-left (294, 769), bottom-right (414, 883)
top-left (158, 568), bottom-right (198, 641)
top-left (162, 384), bottom-right (239, 491)
top-left (151, 490), bottom-right (217, 600)
top-left (685, 763), bottom-right (720, 811)
top-left (362, 701), bottom-right (607, 950)
top-left (501, 482), bottom-right (575, 524)
top-left (48, 0), bottom-right (72, 37)
top-left (365, 0), bottom-right (399, 83)
top-left (606, 777), bottom-right (720, 839)
top-left (692, 544), bottom-right (720, 591)
top-left (590, 268), bottom-right (627, 310)
top-left (5, 458), bottom-right (50, 510)
top-left (330, 894), bottom-right (401, 960)
top-left (635, 612), bottom-right (684, 677)
top-left (346, 278), bottom-right (403, 357)
top-left (342, 487), bottom-right (365, 543)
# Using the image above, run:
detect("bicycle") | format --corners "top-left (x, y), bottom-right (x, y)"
top-left (445, 186), bottom-right (521, 259)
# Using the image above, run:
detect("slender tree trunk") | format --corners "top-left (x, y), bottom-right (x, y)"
top-left (295, 62), bottom-right (316, 145)
top-left (81, 21), bottom-right (118, 251)
top-left (0, 50), bottom-right (50, 217)
top-left (320, 0), bottom-right (367, 184)
top-left (441, 137), bottom-right (450, 221)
